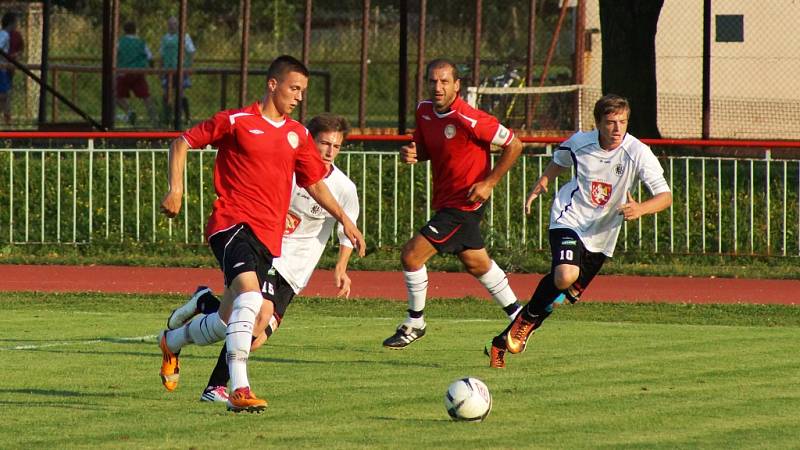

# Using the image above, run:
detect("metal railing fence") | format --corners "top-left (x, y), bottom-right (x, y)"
top-left (1, 144), bottom-right (798, 257)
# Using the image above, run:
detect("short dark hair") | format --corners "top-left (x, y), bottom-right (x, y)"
top-left (267, 55), bottom-right (309, 82)
top-left (426, 58), bottom-right (459, 81)
top-left (307, 113), bottom-right (350, 140)
top-left (123, 21), bottom-right (136, 34)
top-left (2, 13), bottom-right (17, 29)
top-left (593, 94), bottom-right (630, 123)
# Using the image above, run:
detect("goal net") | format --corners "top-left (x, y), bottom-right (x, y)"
top-left (465, 85), bottom-right (601, 134)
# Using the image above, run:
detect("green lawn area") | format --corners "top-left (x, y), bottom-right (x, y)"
top-left (2, 294), bottom-right (798, 449)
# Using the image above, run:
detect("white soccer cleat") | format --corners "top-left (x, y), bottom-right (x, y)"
top-left (167, 286), bottom-right (210, 330)
top-left (200, 385), bottom-right (229, 403)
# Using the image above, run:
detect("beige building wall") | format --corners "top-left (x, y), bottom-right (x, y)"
top-left (582, 0), bottom-right (800, 139)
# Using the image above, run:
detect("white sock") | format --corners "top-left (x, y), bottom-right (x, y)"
top-left (165, 325), bottom-right (190, 353)
top-left (478, 260), bottom-right (519, 313)
top-left (186, 312), bottom-right (227, 346)
top-left (404, 266), bottom-right (428, 326)
top-left (225, 291), bottom-right (263, 391)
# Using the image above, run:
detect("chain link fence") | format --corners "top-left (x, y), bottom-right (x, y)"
top-left (0, 1), bottom-right (798, 140)
top-left (0, 0), bottom-right (579, 134)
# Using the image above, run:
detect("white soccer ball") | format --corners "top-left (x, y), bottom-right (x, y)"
top-left (444, 377), bottom-right (492, 422)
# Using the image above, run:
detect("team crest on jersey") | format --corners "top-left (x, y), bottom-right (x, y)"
top-left (284, 211), bottom-right (301, 234)
top-left (287, 131), bottom-right (299, 149)
top-left (590, 181), bottom-right (612, 207)
top-left (444, 124), bottom-right (456, 139)
top-left (614, 163), bottom-right (625, 177)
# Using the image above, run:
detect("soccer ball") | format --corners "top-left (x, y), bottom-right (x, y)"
top-left (444, 377), bottom-right (492, 422)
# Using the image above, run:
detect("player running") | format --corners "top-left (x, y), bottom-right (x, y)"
top-left (382, 58), bottom-right (525, 349)
top-left (485, 94), bottom-right (672, 368)
top-left (163, 113), bottom-right (359, 403)
top-left (158, 56), bottom-right (365, 412)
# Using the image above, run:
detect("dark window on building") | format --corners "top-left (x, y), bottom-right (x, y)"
top-left (716, 15), bottom-right (744, 42)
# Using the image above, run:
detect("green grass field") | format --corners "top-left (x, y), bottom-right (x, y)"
top-left (2, 294), bottom-right (799, 449)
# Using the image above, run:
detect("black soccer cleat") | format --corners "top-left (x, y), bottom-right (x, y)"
top-left (382, 323), bottom-right (426, 349)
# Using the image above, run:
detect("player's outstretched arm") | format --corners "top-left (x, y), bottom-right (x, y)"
top-left (160, 137), bottom-right (189, 218)
top-left (468, 136), bottom-right (524, 203)
top-left (305, 180), bottom-right (366, 257)
top-left (618, 191), bottom-right (672, 221)
top-left (334, 245), bottom-right (354, 298)
top-left (525, 161), bottom-right (566, 214)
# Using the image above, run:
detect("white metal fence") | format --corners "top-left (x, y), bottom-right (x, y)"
top-left (1, 144), bottom-right (799, 256)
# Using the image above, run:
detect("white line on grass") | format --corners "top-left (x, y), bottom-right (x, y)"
top-left (2, 334), bottom-right (158, 351)
top-left (3, 318), bottom-right (500, 351)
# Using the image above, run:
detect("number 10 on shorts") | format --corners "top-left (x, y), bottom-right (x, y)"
top-left (560, 249), bottom-right (574, 261)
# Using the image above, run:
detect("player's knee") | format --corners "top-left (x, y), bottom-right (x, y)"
top-left (552, 270), bottom-right (578, 291)
top-left (401, 245), bottom-right (424, 271)
top-left (465, 260), bottom-right (491, 277)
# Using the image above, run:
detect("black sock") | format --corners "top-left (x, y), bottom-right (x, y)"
top-left (492, 334), bottom-right (507, 348)
top-left (524, 272), bottom-right (563, 319)
top-left (198, 292), bottom-right (221, 314)
top-left (494, 274), bottom-right (561, 342)
top-left (408, 309), bottom-right (423, 319)
top-left (205, 343), bottom-right (230, 389)
top-left (502, 302), bottom-right (522, 316)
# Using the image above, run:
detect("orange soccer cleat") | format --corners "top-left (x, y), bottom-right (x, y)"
top-left (159, 330), bottom-right (180, 391)
top-left (226, 387), bottom-right (268, 413)
top-left (504, 313), bottom-right (542, 354)
top-left (484, 341), bottom-right (507, 369)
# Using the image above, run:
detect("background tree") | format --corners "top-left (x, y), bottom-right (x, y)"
top-left (599, 0), bottom-right (663, 138)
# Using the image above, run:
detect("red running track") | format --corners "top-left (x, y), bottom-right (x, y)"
top-left (0, 264), bottom-right (796, 305)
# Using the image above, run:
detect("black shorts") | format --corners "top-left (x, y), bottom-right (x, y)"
top-left (262, 267), bottom-right (296, 337)
top-left (549, 228), bottom-right (606, 302)
top-left (208, 223), bottom-right (274, 299)
top-left (200, 265), bottom-right (295, 338)
top-left (420, 205), bottom-right (485, 254)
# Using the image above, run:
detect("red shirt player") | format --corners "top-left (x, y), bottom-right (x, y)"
top-left (158, 55), bottom-right (364, 413)
top-left (382, 58), bottom-right (525, 349)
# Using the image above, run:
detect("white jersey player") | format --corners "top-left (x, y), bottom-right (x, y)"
top-left (161, 113), bottom-right (359, 403)
top-left (276, 166), bottom-right (359, 296)
top-left (485, 94), bottom-right (673, 368)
